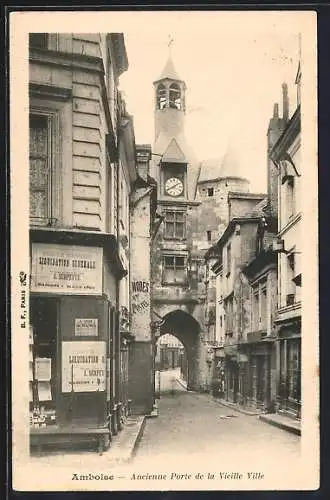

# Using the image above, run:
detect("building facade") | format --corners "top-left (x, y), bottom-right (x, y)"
top-left (149, 56), bottom-right (259, 391)
top-left (209, 64), bottom-right (302, 419)
top-left (150, 57), bottom-right (205, 391)
top-left (28, 32), bottom-right (156, 451)
top-left (270, 68), bottom-right (302, 419)
top-left (129, 144), bottom-right (158, 415)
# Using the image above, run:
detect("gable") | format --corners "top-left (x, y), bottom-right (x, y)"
top-left (162, 138), bottom-right (187, 164)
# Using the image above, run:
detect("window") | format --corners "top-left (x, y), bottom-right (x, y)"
top-left (207, 230), bottom-right (212, 242)
top-left (208, 187), bottom-right (214, 197)
top-left (226, 243), bottom-right (231, 276)
top-left (251, 278), bottom-right (267, 331)
top-left (286, 176), bottom-right (295, 219)
top-left (224, 295), bottom-right (234, 335)
top-left (287, 339), bottom-right (301, 402)
top-left (286, 253), bottom-right (295, 305)
top-left (260, 284), bottom-right (267, 330)
top-left (29, 33), bottom-right (48, 49)
top-left (30, 298), bottom-right (58, 424)
top-left (30, 114), bottom-right (54, 223)
top-left (252, 287), bottom-right (259, 330)
top-left (164, 211), bottom-right (186, 239)
top-left (157, 84), bottom-right (167, 110)
top-left (163, 255), bottom-right (187, 284)
top-left (169, 83), bottom-right (181, 109)
top-left (106, 154), bottom-right (113, 233)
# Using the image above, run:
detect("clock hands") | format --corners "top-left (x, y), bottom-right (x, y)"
top-left (169, 182), bottom-right (182, 191)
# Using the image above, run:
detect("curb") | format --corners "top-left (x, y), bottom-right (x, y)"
top-left (175, 378), bottom-right (188, 390)
top-left (131, 416), bottom-right (147, 458)
top-left (213, 398), bottom-right (262, 416)
top-left (259, 415), bottom-right (301, 436)
top-left (107, 416), bottom-right (147, 464)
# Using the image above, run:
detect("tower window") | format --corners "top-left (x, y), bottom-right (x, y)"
top-left (157, 84), bottom-right (167, 110)
top-left (169, 83), bottom-right (181, 110)
top-left (207, 230), bottom-right (212, 242)
top-left (208, 187), bottom-right (214, 197)
top-left (162, 255), bottom-right (187, 285)
top-left (164, 211), bottom-right (186, 239)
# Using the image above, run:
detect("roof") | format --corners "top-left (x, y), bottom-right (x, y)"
top-left (245, 197), bottom-right (268, 217)
top-left (220, 141), bottom-right (246, 179)
top-left (109, 33), bottom-right (128, 76)
top-left (198, 158), bottom-right (224, 183)
top-left (270, 106), bottom-right (301, 161)
top-left (215, 215), bottom-right (261, 249)
top-left (162, 138), bottom-right (187, 163)
top-left (155, 56), bottom-right (182, 83)
top-left (198, 141), bottom-right (250, 184)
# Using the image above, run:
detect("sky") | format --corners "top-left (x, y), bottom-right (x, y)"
top-left (118, 12), bottom-right (301, 193)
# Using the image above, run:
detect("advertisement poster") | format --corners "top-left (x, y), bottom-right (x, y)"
top-left (61, 341), bottom-right (106, 393)
top-left (31, 243), bottom-right (103, 295)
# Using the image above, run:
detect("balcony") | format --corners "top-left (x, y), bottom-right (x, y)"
top-left (276, 300), bottom-right (302, 324)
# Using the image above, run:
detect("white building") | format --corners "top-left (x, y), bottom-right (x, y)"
top-left (270, 60), bottom-right (302, 419)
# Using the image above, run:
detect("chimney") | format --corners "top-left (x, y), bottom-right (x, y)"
top-left (282, 83), bottom-right (289, 122)
top-left (273, 103), bottom-right (279, 119)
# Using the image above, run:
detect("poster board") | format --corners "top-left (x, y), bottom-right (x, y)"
top-left (61, 341), bottom-right (106, 393)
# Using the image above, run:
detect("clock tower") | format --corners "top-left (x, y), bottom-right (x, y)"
top-left (150, 54), bottom-right (205, 392)
top-left (150, 55), bottom-right (199, 202)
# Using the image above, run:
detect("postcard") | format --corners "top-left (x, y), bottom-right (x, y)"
top-left (10, 9), bottom-right (319, 491)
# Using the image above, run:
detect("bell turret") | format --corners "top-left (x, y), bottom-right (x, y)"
top-left (153, 56), bottom-right (186, 142)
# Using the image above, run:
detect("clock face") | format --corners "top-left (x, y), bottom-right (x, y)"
top-left (165, 177), bottom-right (184, 197)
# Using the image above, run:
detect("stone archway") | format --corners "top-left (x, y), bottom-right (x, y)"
top-left (159, 309), bottom-right (201, 391)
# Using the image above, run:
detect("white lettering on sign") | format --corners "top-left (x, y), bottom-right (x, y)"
top-left (75, 318), bottom-right (98, 337)
top-left (31, 243), bottom-right (103, 295)
top-left (62, 341), bottom-right (106, 393)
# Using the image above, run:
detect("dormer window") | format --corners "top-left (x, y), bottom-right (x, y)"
top-left (169, 83), bottom-right (181, 110)
top-left (157, 84), bottom-right (167, 110)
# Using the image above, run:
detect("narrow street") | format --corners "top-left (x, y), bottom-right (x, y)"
top-left (134, 369), bottom-right (301, 471)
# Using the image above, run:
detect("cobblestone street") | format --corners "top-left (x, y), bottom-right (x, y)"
top-left (134, 369), bottom-right (301, 472)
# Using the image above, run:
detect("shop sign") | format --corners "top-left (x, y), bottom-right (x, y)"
top-left (31, 243), bottom-right (103, 295)
top-left (62, 341), bottom-right (106, 393)
top-left (75, 318), bottom-right (98, 337)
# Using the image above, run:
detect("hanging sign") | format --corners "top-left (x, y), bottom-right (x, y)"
top-left (62, 341), bottom-right (106, 393)
top-left (31, 243), bottom-right (103, 295)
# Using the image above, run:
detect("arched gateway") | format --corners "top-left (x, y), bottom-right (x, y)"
top-left (158, 309), bottom-right (201, 391)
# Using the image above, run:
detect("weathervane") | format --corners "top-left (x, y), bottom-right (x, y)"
top-left (168, 35), bottom-right (174, 55)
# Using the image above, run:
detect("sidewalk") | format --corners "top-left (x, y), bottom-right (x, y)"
top-left (105, 415), bottom-right (146, 463)
top-left (213, 398), bottom-right (263, 416)
top-left (259, 413), bottom-right (301, 436)
top-left (30, 415), bottom-right (147, 466)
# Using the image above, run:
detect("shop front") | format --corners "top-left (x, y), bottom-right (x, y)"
top-left (276, 320), bottom-right (301, 419)
top-left (211, 347), bottom-right (225, 398)
top-left (223, 345), bottom-right (239, 403)
top-left (29, 232), bottom-right (126, 452)
top-left (243, 334), bottom-right (275, 412)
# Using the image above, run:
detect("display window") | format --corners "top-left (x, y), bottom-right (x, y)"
top-left (29, 297), bottom-right (58, 428)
